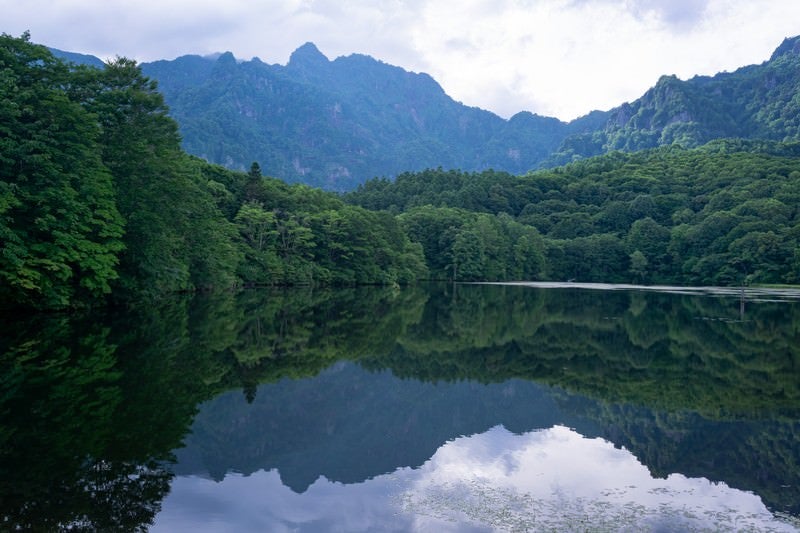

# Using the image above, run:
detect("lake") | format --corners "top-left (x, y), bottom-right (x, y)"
top-left (1, 283), bottom-right (799, 531)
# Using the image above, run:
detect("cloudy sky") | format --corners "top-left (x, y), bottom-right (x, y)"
top-left (3, 1), bottom-right (799, 120)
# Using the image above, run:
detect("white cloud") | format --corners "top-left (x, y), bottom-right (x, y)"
top-left (2, 0), bottom-right (799, 120)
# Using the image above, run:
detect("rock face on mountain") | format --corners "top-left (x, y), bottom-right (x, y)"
top-left (140, 44), bottom-right (603, 190)
top-left (546, 35), bottom-right (800, 166)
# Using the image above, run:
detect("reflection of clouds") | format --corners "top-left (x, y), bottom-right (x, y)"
top-left (154, 425), bottom-right (796, 532)
top-left (401, 425), bottom-right (796, 531)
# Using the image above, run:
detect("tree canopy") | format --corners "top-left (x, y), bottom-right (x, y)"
top-left (347, 143), bottom-right (800, 286)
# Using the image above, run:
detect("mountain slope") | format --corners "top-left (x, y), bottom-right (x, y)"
top-left (547, 35), bottom-right (800, 165)
top-left (54, 36), bottom-right (800, 190)
top-left (141, 44), bottom-right (598, 190)
top-left (49, 47), bottom-right (106, 68)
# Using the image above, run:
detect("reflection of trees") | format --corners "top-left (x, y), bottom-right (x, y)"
top-left (0, 287), bottom-right (427, 530)
top-left (369, 285), bottom-right (800, 418)
top-left (2, 284), bottom-right (798, 527)
top-left (0, 315), bottom-right (173, 531)
top-left (367, 285), bottom-right (800, 516)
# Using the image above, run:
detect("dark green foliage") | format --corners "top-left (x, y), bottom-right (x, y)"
top-left (0, 36), bottom-right (429, 310)
top-left (397, 206), bottom-right (544, 281)
top-left (228, 168), bottom-right (428, 286)
top-left (1, 34), bottom-right (243, 309)
top-left (73, 57), bottom-right (242, 297)
top-left (348, 142), bottom-right (800, 285)
top-left (0, 33), bottom-right (124, 309)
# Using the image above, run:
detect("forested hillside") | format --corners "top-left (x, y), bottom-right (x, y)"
top-left (141, 36), bottom-right (800, 189)
top-left (52, 36), bottom-right (800, 192)
top-left (347, 141), bottom-right (800, 286)
top-left (0, 34), bottom-right (425, 310)
top-left (5, 33), bottom-right (800, 311)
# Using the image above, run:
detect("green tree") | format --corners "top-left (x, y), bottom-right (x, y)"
top-left (629, 250), bottom-right (648, 282)
top-left (451, 230), bottom-right (485, 281)
top-left (0, 33), bottom-right (124, 309)
top-left (78, 57), bottom-right (240, 296)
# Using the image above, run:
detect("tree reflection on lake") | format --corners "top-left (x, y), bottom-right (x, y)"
top-left (1, 284), bottom-right (799, 531)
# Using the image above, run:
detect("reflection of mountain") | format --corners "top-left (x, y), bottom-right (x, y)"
top-left (173, 363), bottom-right (600, 491)
top-left (3, 284), bottom-right (800, 529)
top-left (173, 360), bottom-right (800, 516)
top-left (157, 426), bottom-right (797, 532)
top-left (589, 405), bottom-right (800, 516)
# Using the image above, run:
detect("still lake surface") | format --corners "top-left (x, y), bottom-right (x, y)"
top-left (2, 283), bottom-right (799, 531)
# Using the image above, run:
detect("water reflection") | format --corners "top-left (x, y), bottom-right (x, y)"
top-left (152, 359), bottom-right (800, 531)
top-left (155, 423), bottom-right (797, 532)
top-left (1, 284), bottom-right (799, 530)
top-left (399, 425), bottom-right (793, 532)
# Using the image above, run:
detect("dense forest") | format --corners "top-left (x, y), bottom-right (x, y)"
top-left (4, 33), bottom-right (800, 311)
top-left (0, 34), bottom-right (426, 310)
top-left (347, 142), bottom-right (800, 286)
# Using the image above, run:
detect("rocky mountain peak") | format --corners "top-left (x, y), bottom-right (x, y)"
top-left (288, 42), bottom-right (329, 68)
top-left (769, 35), bottom-right (800, 61)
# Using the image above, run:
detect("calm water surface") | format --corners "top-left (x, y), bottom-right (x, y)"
top-left (1, 284), bottom-right (799, 531)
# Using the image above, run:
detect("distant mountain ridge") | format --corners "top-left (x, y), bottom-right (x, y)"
top-left (52, 36), bottom-right (800, 190)
top-left (138, 43), bottom-right (604, 189)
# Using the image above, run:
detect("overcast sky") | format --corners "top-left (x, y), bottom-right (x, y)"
top-left (3, 1), bottom-right (799, 121)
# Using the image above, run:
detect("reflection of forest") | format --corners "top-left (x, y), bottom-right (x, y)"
top-left (1, 284), bottom-right (798, 529)
top-left (379, 284), bottom-right (800, 417)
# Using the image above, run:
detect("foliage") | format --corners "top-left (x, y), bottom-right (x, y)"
top-left (7, 33), bottom-right (800, 308)
top-left (71, 56), bottom-right (242, 297)
top-left (0, 33), bottom-right (124, 309)
top-left (0, 36), bottom-right (427, 309)
top-left (348, 142), bottom-right (800, 285)
top-left (398, 206), bottom-right (544, 281)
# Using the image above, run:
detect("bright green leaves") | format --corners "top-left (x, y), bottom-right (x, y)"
top-left (74, 56), bottom-right (242, 298)
top-left (0, 35), bottom-right (249, 308)
top-left (399, 206), bottom-right (545, 282)
top-left (231, 180), bottom-right (428, 286)
top-left (0, 33), bottom-right (124, 309)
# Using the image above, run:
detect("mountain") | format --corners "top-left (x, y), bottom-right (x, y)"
top-left (547, 35), bottom-right (800, 165)
top-left (140, 44), bottom-right (604, 190)
top-left (49, 47), bottom-right (105, 68)
top-left (52, 36), bottom-right (800, 191)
